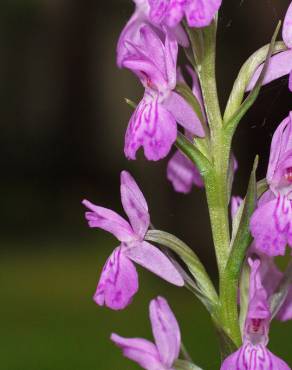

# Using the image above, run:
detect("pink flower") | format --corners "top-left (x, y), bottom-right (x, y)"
top-left (250, 113), bottom-right (292, 256)
top-left (82, 171), bottom-right (184, 310)
top-left (117, 0), bottom-right (188, 68)
top-left (111, 296), bottom-right (181, 369)
top-left (221, 258), bottom-right (290, 370)
top-left (148, 0), bottom-right (222, 28)
top-left (232, 195), bottom-right (292, 322)
top-left (121, 25), bottom-right (204, 160)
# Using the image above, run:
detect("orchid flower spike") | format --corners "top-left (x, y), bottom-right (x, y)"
top-left (111, 296), bottom-right (181, 370)
top-left (250, 113), bottom-right (292, 256)
top-left (221, 258), bottom-right (291, 370)
top-left (148, 0), bottom-right (222, 29)
top-left (82, 171), bottom-right (183, 310)
top-left (121, 25), bottom-right (204, 161)
top-left (247, 1), bottom-right (292, 92)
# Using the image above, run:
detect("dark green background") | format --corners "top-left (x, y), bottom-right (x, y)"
top-left (1, 1), bottom-right (292, 369)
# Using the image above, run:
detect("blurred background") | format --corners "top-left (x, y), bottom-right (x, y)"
top-left (1, 0), bottom-right (292, 369)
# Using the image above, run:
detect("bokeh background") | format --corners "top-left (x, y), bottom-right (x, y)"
top-left (1, 0), bottom-right (292, 369)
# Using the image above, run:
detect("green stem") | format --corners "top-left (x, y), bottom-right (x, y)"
top-left (191, 20), bottom-right (241, 348)
top-left (197, 21), bottom-right (230, 276)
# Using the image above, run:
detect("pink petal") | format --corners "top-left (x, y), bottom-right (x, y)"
top-left (116, 2), bottom-right (149, 67)
top-left (93, 247), bottom-right (139, 310)
top-left (124, 241), bottom-right (184, 286)
top-left (277, 285), bottom-right (292, 321)
top-left (256, 252), bottom-right (283, 298)
top-left (82, 200), bottom-right (134, 242)
top-left (124, 93), bottom-right (177, 161)
top-left (164, 27), bottom-right (179, 89)
top-left (138, 25), bottom-right (168, 81)
top-left (184, 0), bottom-right (222, 28)
top-left (250, 196), bottom-right (292, 257)
top-left (111, 334), bottom-right (163, 370)
top-left (149, 296), bottom-right (181, 367)
top-left (267, 113), bottom-right (292, 185)
top-left (283, 2), bottom-right (292, 48)
top-left (163, 91), bottom-right (205, 137)
top-left (122, 58), bottom-right (168, 91)
top-left (120, 171), bottom-right (150, 238)
top-left (247, 50), bottom-right (292, 91)
top-left (167, 150), bottom-right (203, 193)
top-left (172, 24), bottom-right (189, 48)
top-left (247, 258), bottom-right (270, 321)
top-left (148, 0), bottom-right (170, 25)
top-left (220, 343), bottom-right (290, 370)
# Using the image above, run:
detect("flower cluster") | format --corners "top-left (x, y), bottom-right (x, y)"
top-left (82, 1), bottom-right (292, 369)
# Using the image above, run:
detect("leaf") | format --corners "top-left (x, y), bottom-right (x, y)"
top-left (176, 132), bottom-right (211, 178)
top-left (145, 229), bottom-right (218, 312)
top-left (174, 359), bottom-right (203, 370)
top-left (124, 98), bottom-right (137, 109)
top-left (224, 23), bottom-right (282, 136)
top-left (226, 156), bottom-right (258, 279)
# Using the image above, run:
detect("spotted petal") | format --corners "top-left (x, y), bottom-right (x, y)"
top-left (220, 343), bottom-right (290, 370)
top-left (124, 93), bottom-right (177, 161)
top-left (93, 247), bottom-right (139, 310)
top-left (250, 196), bottom-right (292, 256)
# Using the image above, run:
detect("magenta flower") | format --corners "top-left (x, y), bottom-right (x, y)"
top-left (221, 258), bottom-right (290, 370)
top-left (111, 296), bottom-right (181, 369)
top-left (232, 196), bottom-right (292, 322)
top-left (121, 25), bottom-right (204, 161)
top-left (256, 252), bottom-right (292, 322)
top-left (250, 113), bottom-right (292, 256)
top-left (148, 0), bottom-right (222, 28)
top-left (82, 171), bottom-right (184, 310)
top-left (117, 0), bottom-right (188, 68)
top-left (247, 2), bottom-right (292, 91)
